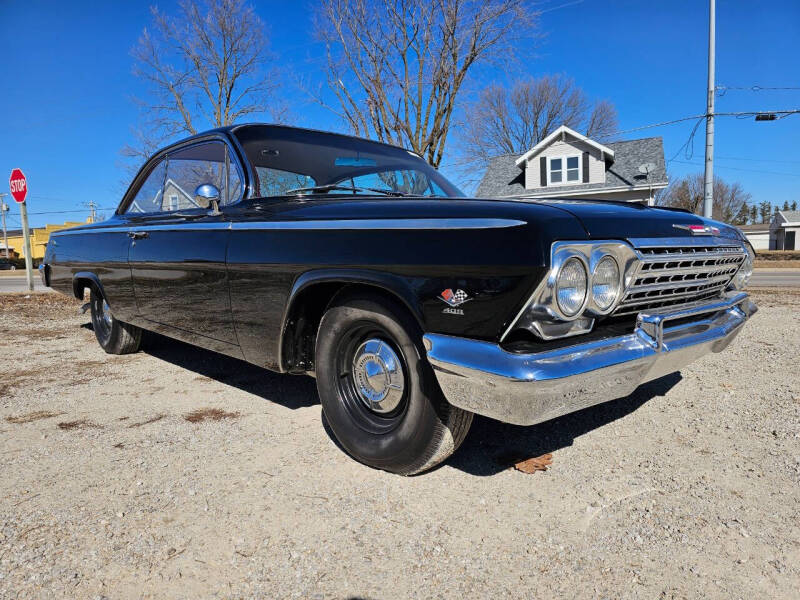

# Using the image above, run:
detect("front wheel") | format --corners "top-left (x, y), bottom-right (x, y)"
top-left (89, 288), bottom-right (142, 354)
top-left (315, 291), bottom-right (473, 475)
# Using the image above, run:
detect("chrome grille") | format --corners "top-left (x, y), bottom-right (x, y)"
top-left (613, 242), bottom-right (746, 316)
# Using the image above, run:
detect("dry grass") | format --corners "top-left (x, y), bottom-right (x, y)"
top-left (184, 408), bottom-right (240, 423)
top-left (57, 419), bottom-right (101, 431)
top-left (754, 260), bottom-right (800, 269)
top-left (755, 250), bottom-right (800, 260)
top-left (5, 411), bottom-right (64, 424)
top-left (127, 414), bottom-right (167, 428)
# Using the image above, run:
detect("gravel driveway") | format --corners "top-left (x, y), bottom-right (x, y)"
top-left (1, 290), bottom-right (798, 599)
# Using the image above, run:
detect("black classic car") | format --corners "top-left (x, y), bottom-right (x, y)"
top-left (41, 124), bottom-right (757, 474)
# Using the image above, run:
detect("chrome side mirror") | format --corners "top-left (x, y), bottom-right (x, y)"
top-left (195, 184), bottom-right (220, 212)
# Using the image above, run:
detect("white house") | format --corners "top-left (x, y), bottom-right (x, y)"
top-left (770, 210), bottom-right (800, 250)
top-left (738, 223), bottom-right (771, 250)
top-left (476, 125), bottom-right (668, 204)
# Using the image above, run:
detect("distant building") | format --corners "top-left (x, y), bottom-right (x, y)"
top-left (476, 125), bottom-right (669, 204)
top-left (3, 219), bottom-right (91, 262)
top-left (738, 224), bottom-right (771, 250)
top-left (770, 210), bottom-right (800, 250)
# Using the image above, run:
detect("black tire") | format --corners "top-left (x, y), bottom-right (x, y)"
top-left (315, 291), bottom-right (473, 475)
top-left (89, 288), bottom-right (142, 355)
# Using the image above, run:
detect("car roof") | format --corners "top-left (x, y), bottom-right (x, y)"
top-left (165, 123), bottom-right (420, 157)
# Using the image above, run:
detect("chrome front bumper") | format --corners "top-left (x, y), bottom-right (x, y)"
top-left (424, 292), bottom-right (757, 426)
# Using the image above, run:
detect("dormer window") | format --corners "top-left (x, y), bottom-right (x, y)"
top-left (549, 156), bottom-right (580, 184)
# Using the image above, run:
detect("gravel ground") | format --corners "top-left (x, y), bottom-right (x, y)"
top-left (1, 290), bottom-right (798, 599)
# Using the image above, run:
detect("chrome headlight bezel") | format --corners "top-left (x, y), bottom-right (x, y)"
top-left (502, 240), bottom-right (639, 341)
top-left (554, 256), bottom-right (589, 318)
top-left (591, 255), bottom-right (622, 313)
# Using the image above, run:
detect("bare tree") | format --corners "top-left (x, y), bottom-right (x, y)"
top-left (125, 0), bottom-right (282, 164)
top-left (655, 173), bottom-right (752, 224)
top-left (459, 75), bottom-right (618, 171)
top-left (315, 0), bottom-right (538, 167)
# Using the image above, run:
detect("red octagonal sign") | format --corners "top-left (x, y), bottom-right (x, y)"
top-left (9, 168), bottom-right (27, 204)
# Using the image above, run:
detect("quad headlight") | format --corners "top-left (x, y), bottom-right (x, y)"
top-left (556, 258), bottom-right (588, 317)
top-left (501, 241), bottom-right (639, 342)
top-left (591, 256), bottom-right (621, 312)
top-left (730, 244), bottom-right (755, 290)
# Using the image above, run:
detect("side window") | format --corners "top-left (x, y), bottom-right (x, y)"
top-left (165, 141), bottom-right (243, 211)
top-left (126, 159), bottom-right (167, 214)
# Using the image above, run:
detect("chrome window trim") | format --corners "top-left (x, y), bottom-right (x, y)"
top-left (117, 133), bottom-right (248, 216)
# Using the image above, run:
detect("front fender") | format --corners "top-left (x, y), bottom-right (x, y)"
top-left (278, 268), bottom-right (425, 372)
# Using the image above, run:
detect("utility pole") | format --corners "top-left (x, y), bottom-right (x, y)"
top-left (703, 0), bottom-right (715, 219)
top-left (19, 199), bottom-right (34, 291)
top-left (0, 193), bottom-right (9, 259)
top-left (84, 199), bottom-right (97, 223)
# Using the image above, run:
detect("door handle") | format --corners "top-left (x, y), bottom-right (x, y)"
top-left (128, 231), bottom-right (149, 240)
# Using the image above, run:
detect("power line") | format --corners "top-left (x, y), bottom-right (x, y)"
top-left (597, 115), bottom-right (706, 139)
top-left (667, 117), bottom-right (705, 163)
top-left (716, 155), bottom-right (800, 164)
top-left (599, 109), bottom-right (800, 140)
top-left (670, 159), bottom-right (800, 178)
top-left (717, 85), bottom-right (800, 96)
top-left (23, 208), bottom-right (116, 216)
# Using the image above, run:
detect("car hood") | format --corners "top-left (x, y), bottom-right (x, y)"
top-left (527, 199), bottom-right (743, 241)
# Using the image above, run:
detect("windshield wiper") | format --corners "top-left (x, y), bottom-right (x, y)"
top-left (285, 183), bottom-right (410, 197)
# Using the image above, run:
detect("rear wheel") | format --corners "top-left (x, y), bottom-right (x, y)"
top-left (315, 291), bottom-right (473, 475)
top-left (89, 288), bottom-right (142, 354)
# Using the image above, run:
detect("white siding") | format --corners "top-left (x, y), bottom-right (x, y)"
top-left (745, 232), bottom-right (770, 250)
top-left (524, 136), bottom-right (605, 189)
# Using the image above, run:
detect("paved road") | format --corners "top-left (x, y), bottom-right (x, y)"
top-left (750, 269), bottom-right (800, 287)
top-left (0, 275), bottom-right (50, 293)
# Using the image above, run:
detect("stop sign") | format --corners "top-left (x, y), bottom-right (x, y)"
top-left (9, 168), bottom-right (27, 203)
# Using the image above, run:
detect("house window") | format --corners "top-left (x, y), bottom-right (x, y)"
top-left (169, 195), bottom-right (178, 211)
top-left (549, 156), bottom-right (580, 184)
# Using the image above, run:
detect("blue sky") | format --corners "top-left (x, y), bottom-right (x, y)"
top-left (1, 0), bottom-right (798, 228)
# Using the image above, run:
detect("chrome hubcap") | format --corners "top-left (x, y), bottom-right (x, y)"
top-left (101, 300), bottom-right (112, 328)
top-left (351, 338), bottom-right (405, 414)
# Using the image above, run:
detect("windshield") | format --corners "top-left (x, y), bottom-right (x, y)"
top-left (233, 125), bottom-right (464, 199)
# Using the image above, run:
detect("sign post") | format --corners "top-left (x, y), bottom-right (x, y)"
top-left (9, 168), bottom-right (34, 291)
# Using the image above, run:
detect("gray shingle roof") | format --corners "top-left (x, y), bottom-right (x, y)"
top-left (779, 210), bottom-right (800, 222)
top-left (738, 224), bottom-right (770, 232)
top-left (475, 136), bottom-right (668, 198)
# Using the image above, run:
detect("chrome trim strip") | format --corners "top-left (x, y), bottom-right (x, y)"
top-left (51, 218), bottom-right (526, 236)
top-left (426, 292), bottom-right (756, 426)
top-left (627, 236), bottom-right (744, 249)
top-left (230, 218), bottom-right (527, 230)
top-left (51, 222), bottom-right (233, 236)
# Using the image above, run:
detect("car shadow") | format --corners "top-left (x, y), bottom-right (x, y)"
top-left (138, 331), bottom-right (320, 410)
top-left (83, 323), bottom-right (682, 475)
top-left (443, 372), bottom-right (683, 477)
